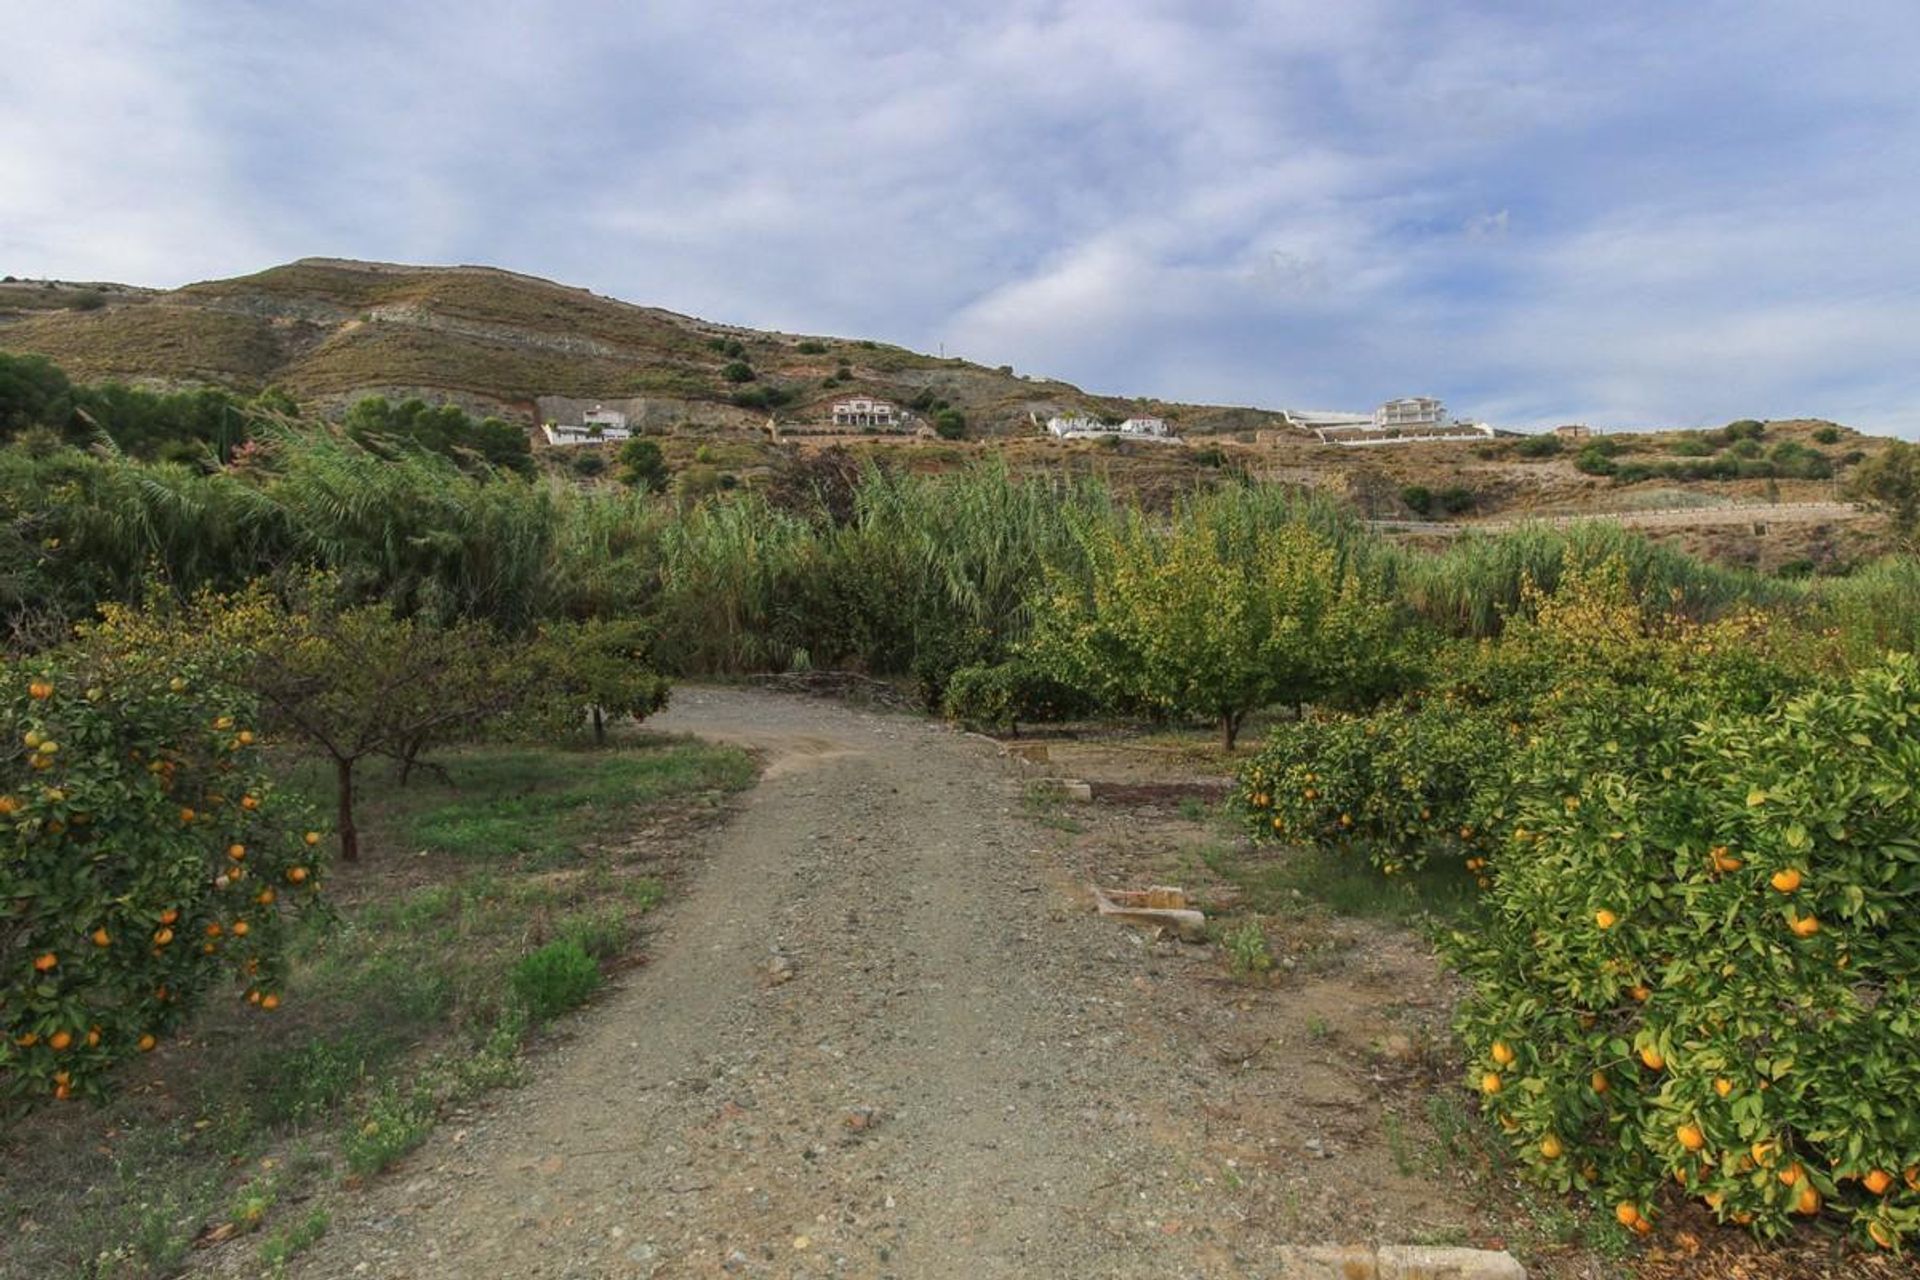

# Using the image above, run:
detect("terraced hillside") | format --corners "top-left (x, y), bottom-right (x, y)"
top-left (0, 259), bottom-right (1287, 437)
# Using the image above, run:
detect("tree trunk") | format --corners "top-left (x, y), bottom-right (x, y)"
top-left (1220, 709), bottom-right (1242, 753)
top-left (335, 755), bottom-right (360, 862)
top-left (592, 705), bottom-right (606, 746)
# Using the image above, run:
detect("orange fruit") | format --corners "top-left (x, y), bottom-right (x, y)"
top-left (1795, 1185), bottom-right (1821, 1216)
top-left (1779, 1163), bottom-right (1803, 1187)
top-left (1629, 984), bottom-right (1651, 1002)
top-left (1905, 1166), bottom-right (1920, 1190)
top-left (1639, 1045), bottom-right (1665, 1071)
top-left (1632, 1218), bottom-right (1653, 1237)
top-left (33, 951), bottom-right (56, 972)
top-left (1714, 1077), bottom-right (1733, 1098)
top-left (137, 1033), bottom-right (156, 1052)
top-left (241, 795), bottom-right (259, 811)
top-left (204, 922), bottom-right (223, 938)
top-left (1615, 1202), bottom-right (1641, 1227)
top-left (1864, 1168), bottom-right (1894, 1195)
top-left (1490, 1041), bottom-right (1515, 1066)
top-left (1770, 868), bottom-right (1802, 893)
top-left (287, 866), bottom-right (309, 883)
top-left (1677, 1123), bottom-right (1705, 1151)
top-left (159, 908), bottom-right (179, 925)
top-left (1540, 1135), bottom-right (1563, 1159)
top-left (91, 927), bottom-right (110, 947)
top-left (1869, 1221), bottom-right (1897, 1250)
top-left (1789, 912), bottom-right (1820, 938)
top-left (232, 920), bottom-right (249, 937)
top-left (152, 927), bottom-right (173, 947)
top-left (247, 989), bottom-right (262, 1005)
top-left (179, 807), bottom-right (196, 823)
top-left (1591, 1071), bottom-right (1609, 1094)
top-left (304, 830), bottom-right (321, 846)
top-left (48, 1030), bottom-right (72, 1051)
top-left (1596, 909), bottom-right (1618, 930)
top-left (85, 1026), bottom-right (100, 1047)
top-left (256, 888), bottom-right (276, 906)
top-left (28, 680), bottom-right (53, 700)
top-left (227, 843), bottom-right (246, 861)
top-left (260, 993), bottom-right (279, 1011)
top-left (1481, 1072), bottom-right (1503, 1095)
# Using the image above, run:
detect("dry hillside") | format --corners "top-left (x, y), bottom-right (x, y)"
top-left (0, 258), bottom-right (1284, 437)
top-left (1, 258), bottom-right (1902, 570)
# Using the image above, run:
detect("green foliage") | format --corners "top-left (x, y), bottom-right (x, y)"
top-left (344, 395), bottom-right (532, 476)
top-left (932, 407), bottom-right (967, 440)
top-left (795, 339), bottom-right (828, 355)
top-left (940, 658), bottom-right (1090, 733)
top-left (1, 650), bottom-right (323, 1106)
top-left (1516, 434), bottom-right (1563, 459)
top-left (1221, 921), bottom-right (1273, 976)
top-left (1401, 485), bottom-right (1433, 515)
top-left (0, 351), bottom-right (75, 436)
top-left (1449, 653), bottom-right (1920, 1247)
top-left (1025, 491), bottom-right (1402, 748)
top-left (520, 618), bottom-right (670, 743)
top-left (82, 579), bottom-right (531, 861)
top-left (616, 436), bottom-right (669, 492)
top-left (721, 360), bottom-right (755, 384)
top-left (1847, 441), bottom-right (1920, 546)
top-left (510, 938), bottom-right (601, 1021)
top-left (1813, 425), bottom-right (1842, 445)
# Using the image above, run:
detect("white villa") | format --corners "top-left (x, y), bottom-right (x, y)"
top-left (831, 397), bottom-right (903, 429)
top-left (1284, 398), bottom-right (1493, 446)
top-left (1373, 397), bottom-right (1447, 431)
top-left (1043, 414), bottom-right (1178, 441)
top-left (541, 404), bottom-right (632, 446)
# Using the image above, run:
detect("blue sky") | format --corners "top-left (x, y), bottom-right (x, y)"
top-left (4, 1), bottom-right (1918, 434)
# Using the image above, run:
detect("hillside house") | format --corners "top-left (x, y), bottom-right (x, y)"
top-left (1554, 423), bottom-right (1593, 441)
top-left (831, 396), bottom-right (901, 429)
top-left (1373, 397), bottom-right (1447, 431)
top-left (541, 404), bottom-right (632, 446)
top-left (1044, 414), bottom-right (1178, 440)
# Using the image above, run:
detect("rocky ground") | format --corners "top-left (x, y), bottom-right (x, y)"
top-left (260, 687), bottom-right (1559, 1280)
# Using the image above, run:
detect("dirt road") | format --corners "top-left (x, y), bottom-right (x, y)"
top-left (279, 687), bottom-right (1480, 1279)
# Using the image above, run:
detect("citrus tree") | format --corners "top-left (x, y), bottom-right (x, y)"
top-left (1450, 654), bottom-right (1920, 1250)
top-left (81, 579), bottom-right (529, 861)
top-left (520, 618), bottom-right (670, 744)
top-left (2, 651), bottom-right (323, 1105)
top-left (1026, 505), bottom-right (1398, 749)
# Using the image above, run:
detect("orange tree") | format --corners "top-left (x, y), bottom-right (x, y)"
top-left (1, 650), bottom-right (322, 1106)
top-left (1025, 503), bottom-right (1400, 750)
top-left (1448, 652), bottom-right (1920, 1250)
top-left (81, 579), bottom-right (530, 861)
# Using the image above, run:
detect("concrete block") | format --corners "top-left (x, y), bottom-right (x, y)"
top-left (1377, 1245), bottom-right (1526, 1280)
top-left (1272, 1244), bottom-right (1378, 1279)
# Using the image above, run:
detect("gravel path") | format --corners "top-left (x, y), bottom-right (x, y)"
top-left (282, 686), bottom-right (1273, 1279)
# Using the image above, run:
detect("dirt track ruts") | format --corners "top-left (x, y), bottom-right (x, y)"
top-left (277, 685), bottom-right (1263, 1279)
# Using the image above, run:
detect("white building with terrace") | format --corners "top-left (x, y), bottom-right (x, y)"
top-left (831, 397), bottom-right (903, 429)
top-left (541, 404), bottom-right (632, 445)
top-left (1043, 414), bottom-right (1179, 441)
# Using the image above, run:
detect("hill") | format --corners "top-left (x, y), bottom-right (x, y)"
top-left (0, 259), bottom-right (1900, 572)
top-left (0, 258), bottom-right (1281, 438)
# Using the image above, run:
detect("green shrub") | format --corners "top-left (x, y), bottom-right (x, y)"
top-left (795, 340), bottom-right (827, 355)
top-left (941, 659), bottom-right (1091, 733)
top-left (1401, 485), bottom-right (1433, 515)
top-left (721, 361), bottom-right (755, 384)
top-left (1813, 425), bottom-right (1842, 445)
top-left (510, 939), bottom-right (601, 1021)
top-left (1516, 435), bottom-right (1563, 459)
top-left (1449, 654), bottom-right (1920, 1248)
top-left (932, 408), bottom-right (967, 440)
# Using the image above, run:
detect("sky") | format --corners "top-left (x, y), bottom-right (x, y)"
top-left (3, 1), bottom-right (1919, 434)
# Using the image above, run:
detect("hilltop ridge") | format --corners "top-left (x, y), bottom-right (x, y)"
top-left (0, 258), bottom-right (1287, 438)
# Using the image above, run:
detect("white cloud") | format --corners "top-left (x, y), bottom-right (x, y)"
top-left (2, 1), bottom-right (1918, 434)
